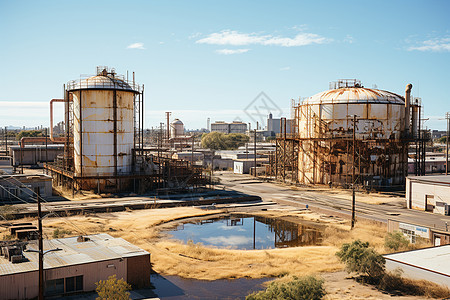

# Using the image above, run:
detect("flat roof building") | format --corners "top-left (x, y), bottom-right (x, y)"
top-left (0, 233), bottom-right (151, 299)
top-left (406, 175), bottom-right (450, 215)
top-left (384, 245), bottom-right (450, 289)
top-left (0, 174), bottom-right (52, 203)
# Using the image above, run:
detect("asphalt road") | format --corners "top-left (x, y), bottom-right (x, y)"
top-left (216, 172), bottom-right (450, 232)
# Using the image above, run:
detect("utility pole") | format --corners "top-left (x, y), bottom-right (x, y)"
top-left (45, 128), bottom-right (48, 173)
top-left (351, 115), bottom-right (357, 229)
top-left (4, 126), bottom-right (7, 155)
top-left (37, 190), bottom-right (44, 300)
top-left (191, 134), bottom-right (194, 164)
top-left (24, 192), bottom-right (62, 300)
top-left (254, 122), bottom-right (258, 177)
top-left (446, 112), bottom-right (449, 175)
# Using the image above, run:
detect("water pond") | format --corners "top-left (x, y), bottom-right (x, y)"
top-left (166, 215), bottom-right (323, 250)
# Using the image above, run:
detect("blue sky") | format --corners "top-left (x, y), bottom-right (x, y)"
top-left (0, 0), bottom-right (449, 130)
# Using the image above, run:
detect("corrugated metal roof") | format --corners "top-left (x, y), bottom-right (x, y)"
top-left (304, 88), bottom-right (404, 105)
top-left (384, 245), bottom-right (450, 276)
top-left (0, 233), bottom-right (148, 276)
top-left (407, 175), bottom-right (450, 185)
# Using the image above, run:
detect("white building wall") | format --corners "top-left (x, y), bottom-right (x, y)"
top-left (408, 178), bottom-right (450, 214)
top-left (385, 259), bottom-right (450, 289)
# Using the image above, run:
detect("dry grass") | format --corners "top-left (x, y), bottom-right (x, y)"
top-left (378, 272), bottom-right (450, 299)
top-left (0, 206), bottom-right (393, 281)
top-left (151, 240), bottom-right (341, 280)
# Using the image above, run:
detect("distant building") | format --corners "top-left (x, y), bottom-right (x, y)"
top-left (234, 158), bottom-right (269, 174)
top-left (211, 121), bottom-right (247, 134)
top-left (266, 113), bottom-right (293, 136)
top-left (432, 130), bottom-right (447, 139)
top-left (0, 233), bottom-right (151, 299)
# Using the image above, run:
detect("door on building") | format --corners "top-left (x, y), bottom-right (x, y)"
top-left (425, 195), bottom-right (435, 212)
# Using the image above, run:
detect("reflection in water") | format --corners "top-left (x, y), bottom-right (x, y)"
top-left (151, 274), bottom-right (270, 299)
top-left (167, 215), bottom-right (322, 250)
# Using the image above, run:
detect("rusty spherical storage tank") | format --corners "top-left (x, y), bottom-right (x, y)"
top-left (66, 67), bottom-right (141, 190)
top-left (295, 80), bottom-right (409, 189)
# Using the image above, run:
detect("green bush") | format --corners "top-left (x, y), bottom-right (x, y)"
top-left (336, 240), bottom-right (385, 279)
top-left (246, 276), bottom-right (326, 300)
top-left (52, 228), bottom-right (72, 238)
top-left (96, 275), bottom-right (131, 300)
top-left (201, 132), bottom-right (249, 150)
top-left (384, 231), bottom-right (410, 251)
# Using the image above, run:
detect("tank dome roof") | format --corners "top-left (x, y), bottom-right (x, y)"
top-left (171, 119), bottom-right (183, 125)
top-left (304, 87), bottom-right (404, 105)
top-left (67, 75), bottom-right (138, 92)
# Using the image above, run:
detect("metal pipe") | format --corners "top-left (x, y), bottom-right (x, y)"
top-left (404, 84), bottom-right (412, 135)
top-left (49, 99), bottom-right (66, 141)
top-left (113, 77), bottom-right (118, 177)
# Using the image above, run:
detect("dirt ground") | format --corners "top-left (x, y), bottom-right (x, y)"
top-left (0, 205), bottom-right (431, 299)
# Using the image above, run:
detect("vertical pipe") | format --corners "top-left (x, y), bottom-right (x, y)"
top-left (141, 86), bottom-right (144, 155)
top-left (113, 78), bottom-right (118, 177)
top-left (166, 112), bottom-right (170, 142)
top-left (404, 84), bottom-right (412, 135)
top-left (79, 90), bottom-right (83, 180)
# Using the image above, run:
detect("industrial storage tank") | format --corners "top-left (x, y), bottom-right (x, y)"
top-left (66, 67), bottom-right (142, 189)
top-left (170, 119), bottom-right (184, 138)
top-left (295, 80), bottom-right (411, 188)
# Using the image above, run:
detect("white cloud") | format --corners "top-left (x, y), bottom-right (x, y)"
top-left (215, 48), bottom-right (250, 55)
top-left (196, 30), bottom-right (330, 47)
top-left (408, 37), bottom-right (450, 52)
top-left (344, 35), bottom-right (354, 44)
top-left (201, 235), bottom-right (253, 247)
top-left (126, 42), bottom-right (145, 50)
top-left (279, 66), bottom-right (291, 71)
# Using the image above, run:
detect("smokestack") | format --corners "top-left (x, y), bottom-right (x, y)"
top-left (405, 84), bottom-right (412, 135)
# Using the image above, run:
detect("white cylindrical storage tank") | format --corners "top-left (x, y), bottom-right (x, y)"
top-left (67, 69), bottom-right (140, 188)
top-left (170, 119), bottom-right (184, 138)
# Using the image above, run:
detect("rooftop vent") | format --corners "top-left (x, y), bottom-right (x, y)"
top-left (77, 236), bottom-right (90, 242)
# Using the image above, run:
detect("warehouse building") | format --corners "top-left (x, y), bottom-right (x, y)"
top-left (0, 233), bottom-right (151, 299)
top-left (406, 175), bottom-right (450, 215)
top-left (384, 245), bottom-right (450, 289)
top-left (0, 174), bottom-right (52, 202)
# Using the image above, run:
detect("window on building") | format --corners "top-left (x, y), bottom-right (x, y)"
top-left (65, 275), bottom-right (83, 293)
top-left (45, 278), bottom-right (64, 296)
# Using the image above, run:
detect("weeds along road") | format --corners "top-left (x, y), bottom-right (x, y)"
top-left (216, 172), bottom-right (450, 231)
